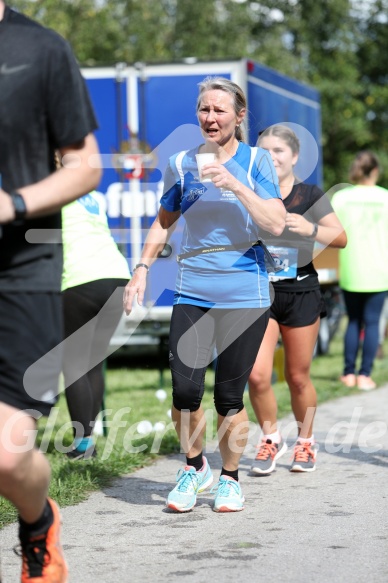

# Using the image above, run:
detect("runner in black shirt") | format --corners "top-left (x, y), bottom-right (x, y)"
top-left (0, 3), bottom-right (101, 580)
top-left (249, 124), bottom-right (346, 474)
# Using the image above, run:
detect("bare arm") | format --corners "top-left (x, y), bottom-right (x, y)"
top-left (123, 207), bottom-right (181, 314)
top-left (231, 187), bottom-right (286, 236)
top-left (0, 134), bottom-right (101, 222)
top-left (286, 211), bottom-right (347, 248)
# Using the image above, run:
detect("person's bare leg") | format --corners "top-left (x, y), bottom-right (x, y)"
top-left (281, 320), bottom-right (320, 438)
top-left (217, 407), bottom-right (249, 471)
top-left (248, 318), bottom-right (280, 434)
top-left (172, 405), bottom-right (206, 458)
top-left (0, 403), bottom-right (50, 523)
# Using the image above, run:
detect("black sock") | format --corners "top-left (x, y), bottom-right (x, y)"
top-left (221, 467), bottom-right (239, 482)
top-left (186, 452), bottom-right (203, 472)
top-left (19, 499), bottom-right (53, 537)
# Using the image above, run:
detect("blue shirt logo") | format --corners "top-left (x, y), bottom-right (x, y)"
top-left (77, 193), bottom-right (100, 215)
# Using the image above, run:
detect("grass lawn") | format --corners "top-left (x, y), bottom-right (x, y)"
top-left (1, 319), bottom-right (387, 529)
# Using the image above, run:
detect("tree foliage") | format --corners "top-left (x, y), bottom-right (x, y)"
top-left (10, 0), bottom-right (388, 188)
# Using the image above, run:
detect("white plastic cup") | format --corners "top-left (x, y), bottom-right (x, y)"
top-left (195, 153), bottom-right (216, 182)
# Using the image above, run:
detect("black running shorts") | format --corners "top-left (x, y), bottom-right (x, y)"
top-left (270, 288), bottom-right (327, 327)
top-left (0, 292), bottom-right (63, 416)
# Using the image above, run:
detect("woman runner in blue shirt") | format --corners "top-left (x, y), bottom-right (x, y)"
top-left (124, 77), bottom-right (285, 512)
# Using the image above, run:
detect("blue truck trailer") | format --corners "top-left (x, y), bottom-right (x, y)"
top-left (81, 59), bottom-right (323, 355)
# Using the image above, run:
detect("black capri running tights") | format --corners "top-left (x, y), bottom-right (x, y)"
top-left (169, 304), bottom-right (269, 417)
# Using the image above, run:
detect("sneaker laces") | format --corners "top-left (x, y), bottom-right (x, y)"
top-left (14, 533), bottom-right (49, 576)
top-left (255, 439), bottom-right (277, 461)
top-left (211, 478), bottom-right (240, 498)
top-left (293, 442), bottom-right (314, 463)
top-left (175, 468), bottom-right (199, 493)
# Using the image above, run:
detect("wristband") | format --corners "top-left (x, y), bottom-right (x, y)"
top-left (9, 191), bottom-right (27, 220)
top-left (306, 222), bottom-right (318, 240)
top-left (134, 263), bottom-right (149, 273)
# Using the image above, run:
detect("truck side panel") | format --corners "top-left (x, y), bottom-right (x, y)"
top-left (247, 61), bottom-right (322, 185)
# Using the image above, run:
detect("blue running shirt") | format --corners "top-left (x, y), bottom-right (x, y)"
top-left (160, 142), bottom-right (281, 309)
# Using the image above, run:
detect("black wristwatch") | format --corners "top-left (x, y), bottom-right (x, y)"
top-left (306, 222), bottom-right (318, 240)
top-left (9, 191), bottom-right (27, 220)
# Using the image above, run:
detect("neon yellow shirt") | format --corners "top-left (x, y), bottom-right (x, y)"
top-left (331, 184), bottom-right (388, 292)
top-left (62, 193), bottom-right (130, 291)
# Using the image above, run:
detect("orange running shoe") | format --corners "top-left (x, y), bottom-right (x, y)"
top-left (290, 441), bottom-right (317, 472)
top-left (18, 498), bottom-right (68, 583)
top-left (250, 438), bottom-right (288, 475)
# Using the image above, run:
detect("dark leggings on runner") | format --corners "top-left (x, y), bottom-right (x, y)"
top-left (342, 290), bottom-right (387, 376)
top-left (62, 278), bottom-right (128, 436)
top-left (169, 304), bottom-right (269, 416)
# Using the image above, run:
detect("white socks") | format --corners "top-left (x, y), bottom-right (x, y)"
top-left (297, 435), bottom-right (315, 445)
top-left (263, 431), bottom-right (281, 444)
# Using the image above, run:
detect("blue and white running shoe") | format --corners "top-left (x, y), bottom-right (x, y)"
top-left (211, 475), bottom-right (245, 512)
top-left (166, 456), bottom-right (213, 512)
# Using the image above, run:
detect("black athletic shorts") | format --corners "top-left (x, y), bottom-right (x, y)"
top-left (270, 288), bottom-right (327, 327)
top-left (0, 292), bottom-right (63, 416)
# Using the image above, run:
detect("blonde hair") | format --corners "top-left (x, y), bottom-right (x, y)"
top-left (196, 76), bottom-right (247, 142)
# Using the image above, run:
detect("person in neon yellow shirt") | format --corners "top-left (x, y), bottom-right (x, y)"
top-left (62, 191), bottom-right (130, 459)
top-left (332, 151), bottom-right (388, 390)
